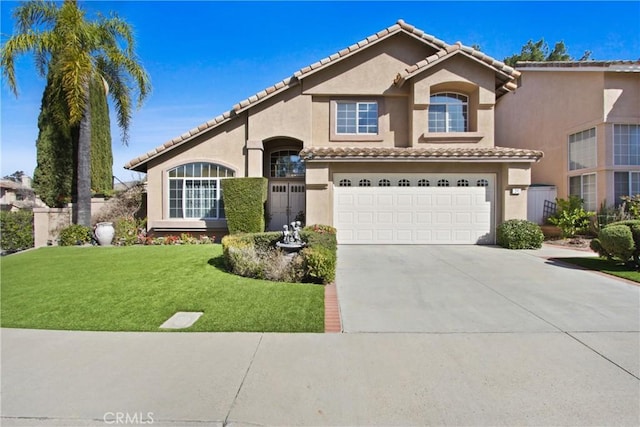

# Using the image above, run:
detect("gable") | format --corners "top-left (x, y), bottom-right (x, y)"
top-left (302, 33), bottom-right (439, 96)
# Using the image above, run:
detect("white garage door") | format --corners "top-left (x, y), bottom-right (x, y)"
top-left (334, 174), bottom-right (495, 244)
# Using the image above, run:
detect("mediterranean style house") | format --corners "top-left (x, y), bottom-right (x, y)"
top-left (496, 61), bottom-right (640, 212)
top-left (125, 20), bottom-right (544, 244)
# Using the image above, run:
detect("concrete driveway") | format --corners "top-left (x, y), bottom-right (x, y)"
top-left (336, 245), bottom-right (640, 334)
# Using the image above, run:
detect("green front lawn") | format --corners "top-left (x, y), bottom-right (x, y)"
top-left (556, 257), bottom-right (640, 283)
top-left (1, 245), bottom-right (324, 332)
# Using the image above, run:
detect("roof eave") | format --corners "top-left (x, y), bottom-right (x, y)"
top-left (304, 157), bottom-right (541, 163)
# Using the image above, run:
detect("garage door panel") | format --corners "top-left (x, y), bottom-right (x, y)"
top-left (377, 195), bottom-right (393, 206)
top-left (376, 211), bottom-right (393, 223)
top-left (455, 194), bottom-right (473, 206)
top-left (435, 212), bottom-right (452, 224)
top-left (357, 212), bottom-right (374, 224)
top-left (397, 194), bottom-right (412, 206)
top-left (416, 230), bottom-right (432, 241)
top-left (415, 212), bottom-right (432, 224)
top-left (455, 212), bottom-right (473, 224)
top-left (396, 212), bottom-right (412, 225)
top-left (376, 229), bottom-right (393, 241)
top-left (435, 194), bottom-right (452, 205)
top-left (337, 211), bottom-right (355, 224)
top-left (334, 174), bottom-right (495, 244)
top-left (416, 195), bottom-right (433, 206)
top-left (396, 229), bottom-right (413, 241)
top-left (454, 229), bottom-right (473, 241)
top-left (357, 194), bottom-right (375, 206)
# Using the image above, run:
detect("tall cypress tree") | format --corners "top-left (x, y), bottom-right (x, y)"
top-left (33, 73), bottom-right (113, 207)
top-left (33, 71), bottom-right (73, 208)
top-left (89, 77), bottom-right (113, 196)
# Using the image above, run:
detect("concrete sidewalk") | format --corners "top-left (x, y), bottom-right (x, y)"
top-left (2, 328), bottom-right (639, 426)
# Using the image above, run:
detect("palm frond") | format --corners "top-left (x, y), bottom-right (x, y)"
top-left (13, 0), bottom-right (58, 34)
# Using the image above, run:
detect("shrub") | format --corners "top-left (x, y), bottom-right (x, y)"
top-left (301, 246), bottom-right (336, 284)
top-left (0, 210), bottom-right (34, 251)
top-left (221, 177), bottom-right (268, 234)
top-left (221, 225), bottom-right (337, 284)
top-left (58, 224), bottom-right (93, 246)
top-left (547, 196), bottom-right (594, 237)
top-left (221, 236), bottom-right (305, 282)
top-left (591, 220), bottom-right (640, 268)
top-left (301, 224), bottom-right (337, 252)
top-left (91, 183), bottom-right (145, 224)
top-left (496, 219), bottom-right (544, 249)
top-left (114, 217), bottom-right (146, 246)
top-left (620, 195), bottom-right (640, 219)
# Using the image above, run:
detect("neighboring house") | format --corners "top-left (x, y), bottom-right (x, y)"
top-left (496, 61), bottom-right (640, 212)
top-left (125, 20), bottom-right (543, 244)
top-left (0, 175), bottom-right (45, 211)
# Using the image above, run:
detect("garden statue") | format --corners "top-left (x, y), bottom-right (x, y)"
top-left (277, 221), bottom-right (305, 253)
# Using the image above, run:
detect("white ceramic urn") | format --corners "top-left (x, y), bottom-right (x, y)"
top-left (95, 222), bottom-right (115, 246)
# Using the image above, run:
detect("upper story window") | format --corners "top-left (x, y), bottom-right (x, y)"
top-left (614, 124), bottom-right (640, 166)
top-left (568, 128), bottom-right (596, 170)
top-left (429, 92), bottom-right (468, 133)
top-left (270, 150), bottom-right (305, 178)
top-left (168, 162), bottom-right (234, 219)
top-left (336, 101), bottom-right (378, 135)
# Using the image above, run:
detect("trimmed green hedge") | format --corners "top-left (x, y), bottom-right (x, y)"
top-left (496, 219), bottom-right (544, 249)
top-left (0, 210), bottom-right (34, 251)
top-left (221, 225), bottom-right (337, 284)
top-left (591, 219), bottom-right (640, 268)
top-left (221, 177), bottom-right (268, 234)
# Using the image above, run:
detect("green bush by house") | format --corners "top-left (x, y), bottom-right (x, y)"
top-left (221, 177), bottom-right (268, 234)
top-left (0, 210), bottom-right (34, 251)
top-left (58, 224), bottom-right (93, 246)
top-left (222, 225), bottom-right (337, 284)
top-left (590, 219), bottom-right (640, 268)
top-left (496, 219), bottom-right (544, 249)
top-left (547, 196), bottom-right (594, 237)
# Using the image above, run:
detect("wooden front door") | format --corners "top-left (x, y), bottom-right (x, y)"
top-left (268, 181), bottom-right (305, 230)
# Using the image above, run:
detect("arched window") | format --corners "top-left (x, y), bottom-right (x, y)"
top-left (168, 162), bottom-right (234, 219)
top-left (418, 179), bottom-right (430, 187)
top-left (378, 179), bottom-right (391, 187)
top-left (437, 179), bottom-right (450, 187)
top-left (358, 179), bottom-right (371, 187)
top-left (270, 150), bottom-right (305, 178)
top-left (457, 179), bottom-right (469, 187)
top-left (339, 179), bottom-right (352, 187)
top-left (476, 179), bottom-right (489, 187)
top-left (429, 92), bottom-right (468, 132)
top-left (398, 179), bottom-right (411, 187)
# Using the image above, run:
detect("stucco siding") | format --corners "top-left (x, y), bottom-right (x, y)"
top-left (144, 117), bottom-right (247, 231)
top-left (496, 69), bottom-right (639, 208)
top-left (247, 85), bottom-right (312, 143)
top-left (303, 34), bottom-right (435, 96)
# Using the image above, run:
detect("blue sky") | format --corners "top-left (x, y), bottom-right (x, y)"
top-left (1, 1), bottom-right (639, 183)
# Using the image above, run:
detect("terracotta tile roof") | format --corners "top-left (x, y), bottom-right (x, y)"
top-left (300, 146), bottom-right (543, 162)
top-left (394, 42), bottom-right (521, 94)
top-left (124, 20), bottom-right (523, 172)
top-left (516, 60), bottom-right (640, 72)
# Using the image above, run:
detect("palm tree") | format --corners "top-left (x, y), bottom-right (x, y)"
top-left (1, 0), bottom-right (151, 226)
